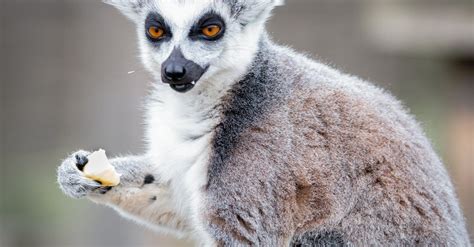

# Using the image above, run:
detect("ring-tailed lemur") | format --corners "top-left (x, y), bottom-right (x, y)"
top-left (57, 0), bottom-right (470, 245)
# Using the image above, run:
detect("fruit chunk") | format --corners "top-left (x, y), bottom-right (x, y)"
top-left (83, 149), bottom-right (120, 186)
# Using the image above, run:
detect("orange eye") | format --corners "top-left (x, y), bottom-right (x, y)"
top-left (148, 26), bottom-right (164, 39)
top-left (202, 25), bottom-right (221, 38)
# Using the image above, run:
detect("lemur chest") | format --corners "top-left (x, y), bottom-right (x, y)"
top-left (146, 97), bottom-right (219, 217)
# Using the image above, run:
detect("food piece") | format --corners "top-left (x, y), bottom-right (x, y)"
top-left (83, 149), bottom-right (120, 186)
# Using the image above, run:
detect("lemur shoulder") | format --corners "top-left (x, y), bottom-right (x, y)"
top-left (57, 0), bottom-right (470, 246)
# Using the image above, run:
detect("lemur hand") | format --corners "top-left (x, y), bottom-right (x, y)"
top-left (57, 150), bottom-right (111, 199)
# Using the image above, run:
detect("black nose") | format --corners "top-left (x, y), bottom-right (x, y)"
top-left (161, 48), bottom-right (209, 93)
top-left (164, 65), bottom-right (186, 81)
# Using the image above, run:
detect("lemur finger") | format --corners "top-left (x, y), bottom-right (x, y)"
top-left (58, 167), bottom-right (102, 198)
top-left (94, 186), bottom-right (113, 195)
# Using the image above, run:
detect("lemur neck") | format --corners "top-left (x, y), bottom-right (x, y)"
top-left (197, 32), bottom-right (270, 94)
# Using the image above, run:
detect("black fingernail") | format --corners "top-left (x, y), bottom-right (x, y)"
top-left (75, 154), bottom-right (88, 171)
top-left (99, 186), bottom-right (112, 194)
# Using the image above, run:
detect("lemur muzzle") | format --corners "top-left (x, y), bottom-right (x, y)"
top-left (161, 48), bottom-right (208, 93)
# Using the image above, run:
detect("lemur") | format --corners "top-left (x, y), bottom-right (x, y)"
top-left (57, 0), bottom-right (471, 246)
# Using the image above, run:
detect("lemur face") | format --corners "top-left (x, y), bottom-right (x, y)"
top-left (140, 1), bottom-right (231, 93)
top-left (105, 0), bottom-right (283, 93)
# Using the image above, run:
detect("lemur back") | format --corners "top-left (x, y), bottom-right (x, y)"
top-left (204, 38), bottom-right (470, 245)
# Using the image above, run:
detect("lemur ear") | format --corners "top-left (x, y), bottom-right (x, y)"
top-left (230, 0), bottom-right (284, 25)
top-left (103, 0), bottom-right (148, 21)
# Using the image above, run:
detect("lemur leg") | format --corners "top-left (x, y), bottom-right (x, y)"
top-left (204, 207), bottom-right (294, 246)
top-left (57, 150), bottom-right (189, 236)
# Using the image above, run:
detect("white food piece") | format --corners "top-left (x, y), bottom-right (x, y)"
top-left (83, 149), bottom-right (121, 186)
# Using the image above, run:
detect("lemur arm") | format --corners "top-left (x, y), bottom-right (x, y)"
top-left (58, 151), bottom-right (189, 236)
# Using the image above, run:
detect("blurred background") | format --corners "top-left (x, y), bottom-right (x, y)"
top-left (1, 0), bottom-right (473, 246)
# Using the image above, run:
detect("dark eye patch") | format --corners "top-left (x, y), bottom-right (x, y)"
top-left (145, 12), bottom-right (172, 42)
top-left (189, 11), bottom-right (226, 41)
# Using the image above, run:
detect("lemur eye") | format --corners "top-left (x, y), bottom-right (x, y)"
top-left (147, 26), bottom-right (165, 40)
top-left (202, 25), bottom-right (221, 38)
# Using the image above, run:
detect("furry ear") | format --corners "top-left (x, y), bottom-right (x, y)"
top-left (229, 0), bottom-right (284, 25)
top-left (103, 0), bottom-right (148, 21)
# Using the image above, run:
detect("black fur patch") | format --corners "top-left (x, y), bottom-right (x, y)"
top-left (207, 39), bottom-right (283, 183)
top-left (143, 174), bottom-right (155, 184)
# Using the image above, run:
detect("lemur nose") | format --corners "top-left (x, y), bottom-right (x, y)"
top-left (161, 48), bottom-right (208, 92)
top-left (164, 65), bottom-right (186, 81)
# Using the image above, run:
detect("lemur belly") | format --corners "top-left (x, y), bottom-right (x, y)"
top-left (146, 90), bottom-right (220, 240)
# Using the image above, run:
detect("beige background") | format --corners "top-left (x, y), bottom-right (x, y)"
top-left (1, 0), bottom-right (473, 246)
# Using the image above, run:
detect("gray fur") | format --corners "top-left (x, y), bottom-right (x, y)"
top-left (57, 150), bottom-right (103, 198)
top-left (102, 0), bottom-right (150, 21)
top-left (57, 151), bottom-right (157, 199)
top-left (57, 1), bottom-right (470, 246)
top-left (57, 151), bottom-right (189, 234)
top-left (204, 35), bottom-right (470, 245)
top-left (291, 231), bottom-right (347, 247)
top-left (225, 0), bottom-right (282, 25)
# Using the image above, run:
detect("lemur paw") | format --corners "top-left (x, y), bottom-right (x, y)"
top-left (57, 150), bottom-right (111, 199)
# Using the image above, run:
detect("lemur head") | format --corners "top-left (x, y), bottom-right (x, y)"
top-left (105, 0), bottom-right (283, 93)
